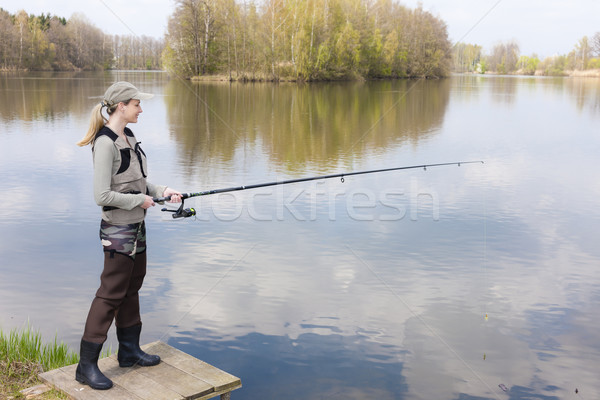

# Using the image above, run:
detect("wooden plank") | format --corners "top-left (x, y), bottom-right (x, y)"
top-left (20, 383), bottom-right (51, 398)
top-left (99, 356), bottom-right (184, 400)
top-left (109, 353), bottom-right (214, 399)
top-left (40, 366), bottom-right (142, 400)
top-left (199, 383), bottom-right (242, 400)
top-left (142, 342), bottom-right (241, 393)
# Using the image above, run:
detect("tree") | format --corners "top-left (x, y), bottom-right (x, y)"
top-left (163, 0), bottom-right (226, 77)
top-left (403, 6), bottom-right (452, 77)
top-left (0, 9), bottom-right (19, 69)
top-left (15, 10), bottom-right (30, 68)
top-left (163, 1), bottom-right (201, 76)
top-left (516, 55), bottom-right (539, 75)
top-left (66, 14), bottom-right (112, 70)
top-left (28, 14), bottom-right (52, 69)
top-left (539, 55), bottom-right (567, 76)
top-left (453, 42), bottom-right (482, 72)
top-left (573, 36), bottom-right (591, 70)
top-left (486, 41), bottom-right (519, 74)
top-left (334, 21), bottom-right (361, 76)
top-left (382, 28), bottom-right (403, 76)
top-left (46, 16), bottom-right (75, 70)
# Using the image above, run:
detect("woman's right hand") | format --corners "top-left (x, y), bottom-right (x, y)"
top-left (141, 195), bottom-right (155, 209)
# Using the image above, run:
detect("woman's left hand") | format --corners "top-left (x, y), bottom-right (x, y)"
top-left (163, 187), bottom-right (182, 203)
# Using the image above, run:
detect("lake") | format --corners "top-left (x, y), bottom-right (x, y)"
top-left (1, 71), bottom-right (599, 399)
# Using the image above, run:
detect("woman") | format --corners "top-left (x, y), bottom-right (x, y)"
top-left (76, 81), bottom-right (181, 390)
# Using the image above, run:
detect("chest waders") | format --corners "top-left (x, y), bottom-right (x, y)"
top-left (77, 128), bottom-right (160, 391)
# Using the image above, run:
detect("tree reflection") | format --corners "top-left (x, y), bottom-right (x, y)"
top-left (163, 79), bottom-right (451, 172)
top-left (0, 71), bottom-right (168, 123)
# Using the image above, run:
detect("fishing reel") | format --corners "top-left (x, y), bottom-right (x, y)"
top-left (161, 198), bottom-right (196, 219)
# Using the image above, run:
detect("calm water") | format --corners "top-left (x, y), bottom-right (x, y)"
top-left (1, 72), bottom-right (599, 399)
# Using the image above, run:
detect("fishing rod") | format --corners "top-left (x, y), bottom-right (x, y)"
top-left (155, 160), bottom-right (484, 218)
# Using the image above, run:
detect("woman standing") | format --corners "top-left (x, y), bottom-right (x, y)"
top-left (76, 81), bottom-right (181, 390)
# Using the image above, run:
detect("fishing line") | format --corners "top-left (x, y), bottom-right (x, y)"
top-left (99, 2), bottom-right (499, 389)
top-left (155, 243), bottom-right (258, 344)
top-left (98, 0), bottom-right (136, 36)
top-left (484, 169), bottom-right (488, 320)
top-left (344, 164), bottom-right (499, 399)
top-left (482, 164), bottom-right (489, 364)
top-left (347, 245), bottom-right (502, 400)
top-left (455, 0), bottom-right (505, 45)
top-left (99, 0), bottom-right (506, 164)
top-left (98, 0), bottom-right (250, 153)
top-left (347, 0), bottom-right (507, 152)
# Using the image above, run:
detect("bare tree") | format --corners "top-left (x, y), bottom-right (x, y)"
top-left (0, 9), bottom-right (19, 69)
top-left (487, 41), bottom-right (520, 73)
top-left (573, 36), bottom-right (591, 69)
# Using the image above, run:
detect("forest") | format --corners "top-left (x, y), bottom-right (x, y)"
top-left (1, 2), bottom-right (599, 79)
top-left (0, 9), bottom-right (162, 71)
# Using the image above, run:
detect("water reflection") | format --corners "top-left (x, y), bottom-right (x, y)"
top-left (163, 79), bottom-right (451, 172)
top-left (565, 77), bottom-right (600, 114)
top-left (0, 71), bottom-right (169, 123)
top-left (450, 74), bottom-right (600, 116)
top-left (171, 329), bottom-right (408, 399)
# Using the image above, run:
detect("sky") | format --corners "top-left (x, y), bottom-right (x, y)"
top-left (2, 0), bottom-right (599, 58)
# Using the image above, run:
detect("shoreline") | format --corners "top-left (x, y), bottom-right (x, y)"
top-left (457, 68), bottom-right (600, 78)
top-left (194, 69), bottom-right (600, 81)
top-left (0, 326), bottom-right (78, 399)
top-left (567, 69), bottom-right (600, 77)
top-left (2, 68), bottom-right (599, 79)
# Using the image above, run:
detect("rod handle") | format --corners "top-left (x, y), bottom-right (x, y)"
top-left (153, 193), bottom-right (191, 203)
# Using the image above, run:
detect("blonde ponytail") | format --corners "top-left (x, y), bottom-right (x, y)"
top-left (77, 103), bottom-right (107, 147)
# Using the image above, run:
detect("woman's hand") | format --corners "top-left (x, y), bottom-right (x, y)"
top-left (141, 195), bottom-right (155, 209)
top-left (163, 187), bottom-right (182, 203)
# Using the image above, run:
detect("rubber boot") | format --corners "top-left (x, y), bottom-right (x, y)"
top-left (75, 340), bottom-right (113, 390)
top-left (117, 324), bottom-right (160, 367)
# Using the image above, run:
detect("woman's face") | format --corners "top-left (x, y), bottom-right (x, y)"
top-left (122, 99), bottom-right (143, 123)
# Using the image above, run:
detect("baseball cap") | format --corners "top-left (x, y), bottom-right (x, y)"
top-left (102, 81), bottom-right (154, 107)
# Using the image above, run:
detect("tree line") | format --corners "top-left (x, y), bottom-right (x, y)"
top-left (5, 3), bottom-right (598, 79)
top-left (1, 1), bottom-right (452, 80)
top-left (453, 32), bottom-right (600, 76)
top-left (0, 8), bottom-right (163, 71)
top-left (162, 0), bottom-right (452, 81)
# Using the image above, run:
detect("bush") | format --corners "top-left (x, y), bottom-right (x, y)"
top-left (587, 58), bottom-right (600, 69)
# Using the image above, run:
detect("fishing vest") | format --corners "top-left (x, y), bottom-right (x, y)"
top-left (93, 126), bottom-right (149, 223)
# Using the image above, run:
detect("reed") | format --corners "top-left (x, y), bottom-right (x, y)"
top-left (0, 325), bottom-right (79, 372)
top-left (0, 324), bottom-right (84, 398)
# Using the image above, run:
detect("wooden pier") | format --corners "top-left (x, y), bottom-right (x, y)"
top-left (39, 341), bottom-right (241, 400)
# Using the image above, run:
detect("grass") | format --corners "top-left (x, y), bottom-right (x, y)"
top-left (0, 324), bottom-right (85, 399)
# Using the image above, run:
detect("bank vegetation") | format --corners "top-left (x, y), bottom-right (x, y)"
top-left (453, 32), bottom-right (600, 77)
top-left (0, 325), bottom-right (78, 399)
